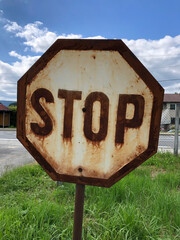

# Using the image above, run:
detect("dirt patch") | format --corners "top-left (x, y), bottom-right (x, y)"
top-left (151, 167), bottom-right (166, 179)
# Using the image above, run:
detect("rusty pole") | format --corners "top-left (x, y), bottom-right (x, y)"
top-left (73, 184), bottom-right (85, 240)
top-left (174, 103), bottom-right (179, 156)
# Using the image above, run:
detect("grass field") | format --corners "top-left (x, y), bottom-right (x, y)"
top-left (0, 152), bottom-right (179, 240)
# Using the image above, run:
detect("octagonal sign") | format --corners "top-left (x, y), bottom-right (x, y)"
top-left (17, 39), bottom-right (164, 187)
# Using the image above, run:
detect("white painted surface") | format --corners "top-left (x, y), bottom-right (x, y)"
top-left (25, 50), bottom-right (153, 179)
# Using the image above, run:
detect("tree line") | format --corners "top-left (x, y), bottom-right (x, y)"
top-left (8, 102), bottom-right (17, 127)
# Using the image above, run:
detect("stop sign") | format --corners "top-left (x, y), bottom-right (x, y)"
top-left (17, 39), bottom-right (164, 187)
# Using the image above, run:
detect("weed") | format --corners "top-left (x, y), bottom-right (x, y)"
top-left (0, 153), bottom-right (179, 239)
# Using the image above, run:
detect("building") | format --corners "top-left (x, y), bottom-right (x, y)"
top-left (161, 94), bottom-right (180, 131)
top-left (0, 103), bottom-right (11, 128)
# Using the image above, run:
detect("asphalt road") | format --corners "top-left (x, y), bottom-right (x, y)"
top-left (0, 130), bottom-right (179, 177)
top-left (0, 130), bottom-right (34, 176)
top-left (159, 133), bottom-right (180, 149)
top-left (159, 134), bottom-right (174, 148)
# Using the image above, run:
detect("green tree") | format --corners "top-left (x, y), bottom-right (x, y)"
top-left (9, 102), bottom-right (17, 107)
top-left (8, 106), bottom-right (17, 127)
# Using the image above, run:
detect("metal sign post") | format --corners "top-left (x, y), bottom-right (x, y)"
top-left (73, 184), bottom-right (85, 240)
top-left (174, 103), bottom-right (179, 156)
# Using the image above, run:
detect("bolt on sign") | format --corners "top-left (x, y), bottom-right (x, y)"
top-left (17, 39), bottom-right (164, 187)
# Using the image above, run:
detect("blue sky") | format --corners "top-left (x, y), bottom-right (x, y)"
top-left (0, 0), bottom-right (180, 100)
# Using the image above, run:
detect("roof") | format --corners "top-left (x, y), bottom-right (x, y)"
top-left (163, 94), bottom-right (180, 103)
top-left (0, 104), bottom-right (11, 112)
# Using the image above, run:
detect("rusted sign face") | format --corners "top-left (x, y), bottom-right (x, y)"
top-left (17, 39), bottom-right (164, 187)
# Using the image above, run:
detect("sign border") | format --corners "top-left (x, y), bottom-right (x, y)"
top-left (17, 39), bottom-right (164, 187)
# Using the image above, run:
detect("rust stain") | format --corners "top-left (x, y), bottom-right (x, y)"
top-left (25, 49), bottom-right (155, 180)
top-left (17, 39), bottom-right (164, 187)
top-left (113, 58), bottom-right (118, 65)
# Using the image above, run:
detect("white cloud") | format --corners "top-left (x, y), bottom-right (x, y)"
top-left (1, 20), bottom-right (180, 100)
top-left (4, 20), bottom-right (82, 53)
top-left (123, 36), bottom-right (180, 90)
top-left (58, 33), bottom-right (82, 39)
top-left (164, 83), bottom-right (180, 93)
top-left (86, 36), bottom-right (105, 39)
top-left (4, 20), bottom-right (22, 32)
top-left (4, 20), bottom-right (105, 54)
top-left (8, 51), bottom-right (40, 76)
top-left (0, 52), bottom-right (39, 100)
top-left (24, 31), bottom-right (57, 53)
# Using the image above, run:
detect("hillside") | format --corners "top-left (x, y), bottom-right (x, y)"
top-left (0, 100), bottom-right (16, 107)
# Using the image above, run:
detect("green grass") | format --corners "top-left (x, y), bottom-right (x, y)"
top-left (0, 153), bottom-right (179, 239)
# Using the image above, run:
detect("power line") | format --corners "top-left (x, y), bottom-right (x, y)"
top-left (1, 78), bottom-right (180, 85)
top-left (159, 79), bottom-right (180, 82)
top-left (0, 82), bottom-right (17, 84)
top-left (151, 64), bottom-right (180, 69)
top-left (137, 53), bottom-right (180, 58)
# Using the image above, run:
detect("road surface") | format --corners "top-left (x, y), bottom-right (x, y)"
top-left (0, 130), bottom-right (34, 176)
top-left (158, 133), bottom-right (180, 148)
top-left (0, 130), bottom-right (179, 176)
